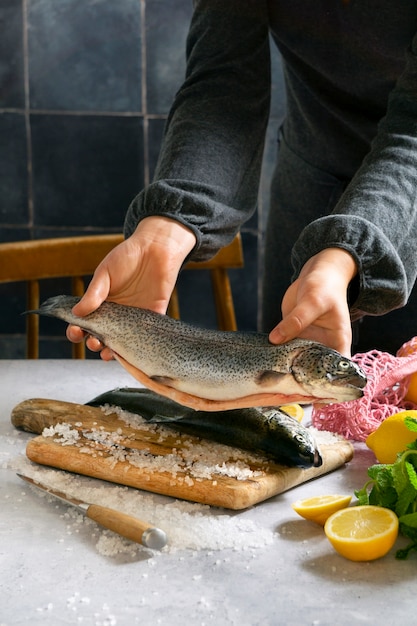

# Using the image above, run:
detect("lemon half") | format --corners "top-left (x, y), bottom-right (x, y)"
top-left (292, 494), bottom-right (352, 526)
top-left (324, 505), bottom-right (399, 561)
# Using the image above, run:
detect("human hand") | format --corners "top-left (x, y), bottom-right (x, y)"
top-left (268, 248), bottom-right (357, 357)
top-left (66, 216), bottom-right (197, 359)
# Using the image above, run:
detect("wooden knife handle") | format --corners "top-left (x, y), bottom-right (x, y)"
top-left (86, 504), bottom-right (167, 550)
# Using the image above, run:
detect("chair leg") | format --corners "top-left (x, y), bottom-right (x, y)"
top-left (210, 268), bottom-right (237, 331)
top-left (71, 276), bottom-right (86, 359)
top-left (26, 280), bottom-right (40, 359)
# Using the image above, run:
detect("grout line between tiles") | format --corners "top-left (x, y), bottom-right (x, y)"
top-left (22, 0), bottom-right (34, 232)
top-left (141, 0), bottom-right (150, 187)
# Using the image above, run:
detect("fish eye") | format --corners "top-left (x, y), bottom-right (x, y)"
top-left (295, 434), bottom-right (307, 444)
top-left (338, 360), bottom-right (351, 370)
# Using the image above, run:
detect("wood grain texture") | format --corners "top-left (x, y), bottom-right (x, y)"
top-left (12, 399), bottom-right (354, 510)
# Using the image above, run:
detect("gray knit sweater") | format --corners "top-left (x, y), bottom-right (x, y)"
top-left (124, 0), bottom-right (417, 321)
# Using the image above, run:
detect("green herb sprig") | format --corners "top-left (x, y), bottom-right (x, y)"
top-left (355, 416), bottom-right (417, 559)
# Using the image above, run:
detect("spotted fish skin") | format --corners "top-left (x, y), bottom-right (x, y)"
top-left (33, 295), bottom-right (367, 405)
top-left (87, 387), bottom-right (322, 468)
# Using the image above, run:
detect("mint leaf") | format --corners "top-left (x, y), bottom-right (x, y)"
top-left (395, 483), bottom-right (417, 517)
top-left (404, 450), bottom-right (417, 469)
top-left (354, 485), bottom-right (371, 505)
top-left (367, 463), bottom-right (392, 480)
top-left (395, 514), bottom-right (417, 559)
top-left (392, 461), bottom-right (409, 495)
top-left (396, 544), bottom-right (417, 559)
top-left (404, 416), bottom-right (417, 432)
top-left (398, 511), bottom-right (417, 527)
top-left (365, 465), bottom-right (397, 508)
top-left (369, 484), bottom-right (398, 509)
top-left (405, 460), bottom-right (417, 490)
top-left (355, 465), bottom-right (397, 509)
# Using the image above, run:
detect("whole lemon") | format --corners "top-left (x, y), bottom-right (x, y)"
top-left (365, 410), bottom-right (417, 464)
top-left (397, 339), bottom-right (417, 403)
top-left (405, 373), bottom-right (417, 404)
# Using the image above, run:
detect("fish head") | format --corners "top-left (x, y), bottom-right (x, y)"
top-left (291, 345), bottom-right (367, 403)
top-left (263, 409), bottom-right (322, 468)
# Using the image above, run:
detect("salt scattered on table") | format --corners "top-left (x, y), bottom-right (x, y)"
top-left (9, 454), bottom-right (275, 555)
top-left (7, 405), bottom-right (346, 556)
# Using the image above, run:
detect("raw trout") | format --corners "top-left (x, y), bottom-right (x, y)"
top-left (87, 387), bottom-right (322, 468)
top-left (33, 295), bottom-right (367, 411)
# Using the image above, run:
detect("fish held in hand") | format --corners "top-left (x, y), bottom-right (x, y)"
top-left (32, 295), bottom-right (367, 411)
top-left (87, 387), bottom-right (322, 468)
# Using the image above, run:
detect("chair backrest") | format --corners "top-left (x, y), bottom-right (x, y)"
top-left (0, 233), bottom-right (244, 358)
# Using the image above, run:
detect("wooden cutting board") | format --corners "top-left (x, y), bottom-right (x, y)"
top-left (11, 398), bottom-right (354, 510)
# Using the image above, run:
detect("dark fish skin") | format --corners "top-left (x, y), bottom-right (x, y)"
top-left (87, 388), bottom-right (323, 469)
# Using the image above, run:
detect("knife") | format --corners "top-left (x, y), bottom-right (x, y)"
top-left (17, 473), bottom-right (167, 550)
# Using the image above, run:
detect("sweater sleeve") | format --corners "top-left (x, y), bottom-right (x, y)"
top-left (291, 37), bottom-right (417, 320)
top-left (124, 0), bottom-right (271, 261)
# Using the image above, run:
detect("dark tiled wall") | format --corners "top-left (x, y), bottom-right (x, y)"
top-left (0, 0), bottom-right (286, 358)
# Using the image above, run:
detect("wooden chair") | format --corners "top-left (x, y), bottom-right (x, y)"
top-left (0, 233), bottom-right (244, 358)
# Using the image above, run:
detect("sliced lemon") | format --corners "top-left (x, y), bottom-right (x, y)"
top-left (324, 505), bottom-right (399, 561)
top-left (365, 410), bottom-right (417, 464)
top-left (291, 494), bottom-right (352, 526)
top-left (279, 403), bottom-right (304, 422)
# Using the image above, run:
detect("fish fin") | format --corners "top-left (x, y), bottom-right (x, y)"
top-left (150, 375), bottom-right (177, 388)
top-left (148, 413), bottom-right (188, 424)
top-left (255, 370), bottom-right (286, 387)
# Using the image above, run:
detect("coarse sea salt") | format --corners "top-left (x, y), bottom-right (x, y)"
top-left (8, 405), bottom-right (342, 556)
top-left (42, 423), bottom-right (80, 446)
top-left (9, 454), bottom-right (275, 555)
top-left (38, 408), bottom-right (267, 483)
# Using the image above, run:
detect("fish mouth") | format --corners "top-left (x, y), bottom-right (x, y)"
top-left (334, 381), bottom-right (367, 393)
top-left (295, 447), bottom-right (323, 469)
top-left (313, 448), bottom-right (323, 468)
top-left (322, 380), bottom-right (366, 402)
top-left (329, 373), bottom-right (367, 391)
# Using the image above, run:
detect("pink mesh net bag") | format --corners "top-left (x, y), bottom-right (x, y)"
top-left (311, 337), bottom-right (417, 441)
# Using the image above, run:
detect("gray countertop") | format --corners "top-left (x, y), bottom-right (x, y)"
top-left (1, 360), bottom-right (415, 626)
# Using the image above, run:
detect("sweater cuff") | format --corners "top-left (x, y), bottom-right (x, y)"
top-left (124, 180), bottom-right (248, 262)
top-left (291, 215), bottom-right (408, 319)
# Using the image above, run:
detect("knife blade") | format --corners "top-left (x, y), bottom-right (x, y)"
top-left (17, 473), bottom-right (167, 550)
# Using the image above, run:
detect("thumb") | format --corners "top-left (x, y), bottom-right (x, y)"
top-left (72, 271), bottom-right (111, 317)
top-left (269, 313), bottom-right (304, 344)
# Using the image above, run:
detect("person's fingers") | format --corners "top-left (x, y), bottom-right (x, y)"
top-left (66, 326), bottom-right (114, 359)
top-left (66, 327), bottom-right (105, 351)
top-left (85, 335), bottom-right (104, 352)
top-left (66, 325), bottom-right (86, 343)
top-left (67, 327), bottom-right (113, 357)
top-left (98, 346), bottom-right (114, 361)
